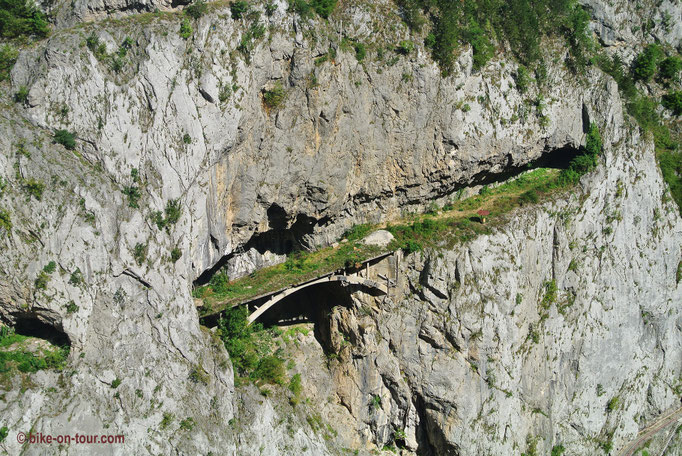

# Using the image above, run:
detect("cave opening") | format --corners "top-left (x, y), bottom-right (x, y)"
top-left (467, 144), bottom-right (584, 189)
top-left (11, 316), bottom-right (71, 347)
top-left (194, 205), bottom-right (329, 286)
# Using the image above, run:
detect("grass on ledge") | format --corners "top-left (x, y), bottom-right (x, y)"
top-left (0, 326), bottom-right (69, 390)
top-left (196, 165), bottom-right (577, 317)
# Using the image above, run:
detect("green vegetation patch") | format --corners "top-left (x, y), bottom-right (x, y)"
top-left (54, 129), bottom-right (76, 150)
top-left (0, 44), bottom-right (18, 81)
top-left (217, 306), bottom-right (286, 385)
top-left (0, 208), bottom-right (11, 234)
top-left (0, 326), bottom-right (69, 389)
top-left (596, 51), bottom-right (682, 214)
top-left (0, 0), bottom-right (49, 40)
top-left (196, 239), bottom-right (382, 314)
top-left (396, 0), bottom-right (592, 73)
top-left (263, 83), bottom-right (287, 110)
top-left (288, 0), bottom-right (337, 19)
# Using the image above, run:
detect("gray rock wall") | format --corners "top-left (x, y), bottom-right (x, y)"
top-left (0, 1), bottom-right (680, 455)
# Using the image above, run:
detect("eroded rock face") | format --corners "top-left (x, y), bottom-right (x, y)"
top-left (309, 120), bottom-right (682, 455)
top-left (0, 1), bottom-right (680, 455)
top-left (11, 6), bottom-right (599, 281)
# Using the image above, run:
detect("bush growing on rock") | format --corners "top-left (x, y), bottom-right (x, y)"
top-left (230, 0), bottom-right (249, 19)
top-left (0, 209), bottom-right (11, 234)
top-left (396, 40), bottom-right (414, 55)
top-left (14, 85), bottom-right (28, 103)
top-left (310, 0), bottom-right (336, 18)
top-left (54, 129), bottom-right (76, 150)
top-left (659, 56), bottom-right (682, 81)
top-left (179, 18), bottom-right (192, 39)
top-left (0, 0), bottom-right (49, 39)
top-left (263, 83), bottom-right (287, 109)
top-left (185, 0), bottom-right (207, 19)
top-left (662, 91), bottom-right (682, 116)
top-left (0, 44), bottom-right (18, 81)
top-left (632, 44), bottom-right (663, 81)
top-left (396, 0), bottom-right (592, 74)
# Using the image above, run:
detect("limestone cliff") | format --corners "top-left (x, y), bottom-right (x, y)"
top-left (0, 0), bottom-right (680, 455)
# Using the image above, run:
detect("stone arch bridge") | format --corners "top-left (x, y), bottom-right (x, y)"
top-left (201, 251), bottom-right (400, 327)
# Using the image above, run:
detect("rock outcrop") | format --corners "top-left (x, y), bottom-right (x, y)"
top-left (0, 0), bottom-right (680, 455)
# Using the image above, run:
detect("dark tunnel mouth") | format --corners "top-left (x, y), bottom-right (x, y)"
top-left (194, 208), bottom-right (330, 286)
top-left (10, 315), bottom-right (71, 347)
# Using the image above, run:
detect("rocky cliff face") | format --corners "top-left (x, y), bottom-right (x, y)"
top-left (0, 0), bottom-right (680, 455)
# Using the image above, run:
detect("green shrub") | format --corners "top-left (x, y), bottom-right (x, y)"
top-left (403, 239), bottom-right (422, 254)
top-left (265, 2), bottom-right (277, 16)
top-left (0, 426), bottom-right (7, 443)
top-left (111, 377), bottom-right (122, 388)
top-left (133, 243), bottom-right (147, 266)
top-left (180, 18), bottom-right (192, 39)
top-left (23, 178), bottom-right (44, 200)
top-left (662, 91), bottom-right (682, 116)
top-left (310, 0), bottom-right (336, 18)
top-left (122, 186), bottom-right (141, 208)
top-left (14, 85), bottom-right (28, 103)
top-left (189, 366), bottom-right (209, 385)
top-left (599, 439), bottom-right (613, 453)
top-left (551, 444), bottom-right (565, 456)
top-left (659, 56), bottom-right (681, 81)
top-left (171, 247), bottom-right (182, 263)
top-left (65, 300), bottom-right (79, 313)
top-left (160, 413), bottom-right (174, 429)
top-left (263, 83), bottom-right (287, 109)
top-left (564, 4), bottom-right (592, 72)
top-left (185, 0), bottom-right (207, 19)
top-left (179, 417), bottom-right (195, 431)
top-left (354, 42), bottom-right (366, 61)
top-left (557, 123), bottom-right (601, 184)
top-left (35, 271), bottom-right (49, 289)
top-left (69, 268), bottom-right (83, 285)
top-left (288, 373), bottom-right (302, 404)
top-left (465, 18), bottom-right (494, 70)
top-left (396, 40), bottom-right (414, 55)
top-left (254, 355), bottom-right (285, 385)
top-left (540, 280), bottom-right (557, 309)
top-left (182, 133), bottom-right (191, 144)
top-left (0, 0), bottom-right (49, 39)
top-left (230, 0), bottom-right (249, 19)
top-left (515, 65), bottom-right (530, 93)
top-left (607, 396), bottom-right (619, 411)
top-left (0, 44), bottom-right (17, 81)
top-left (165, 199), bottom-right (182, 225)
top-left (0, 209), bottom-right (11, 234)
top-left (43, 261), bottom-right (56, 273)
top-left (85, 33), bottom-right (107, 60)
top-left (288, 0), bottom-right (311, 18)
top-left (54, 129), bottom-right (76, 150)
top-left (631, 44), bottom-right (663, 81)
top-left (397, 0), bottom-right (426, 31)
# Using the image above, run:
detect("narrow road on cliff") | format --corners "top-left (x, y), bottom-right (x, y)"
top-left (617, 405), bottom-right (682, 456)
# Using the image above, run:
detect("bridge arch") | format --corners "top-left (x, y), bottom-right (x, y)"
top-left (245, 274), bottom-right (388, 325)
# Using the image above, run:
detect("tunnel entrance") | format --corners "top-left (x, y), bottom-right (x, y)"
top-left (194, 206), bottom-right (330, 286)
top-left (467, 144), bottom-right (584, 189)
top-left (10, 315), bottom-right (70, 346)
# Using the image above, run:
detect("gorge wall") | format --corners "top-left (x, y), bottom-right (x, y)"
top-left (0, 0), bottom-right (680, 454)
